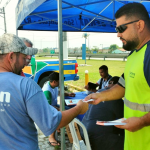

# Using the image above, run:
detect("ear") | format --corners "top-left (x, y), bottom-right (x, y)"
top-left (137, 20), bottom-right (145, 33)
top-left (7, 52), bottom-right (16, 63)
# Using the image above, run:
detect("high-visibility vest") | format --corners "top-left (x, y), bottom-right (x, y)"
top-left (124, 43), bottom-right (150, 150)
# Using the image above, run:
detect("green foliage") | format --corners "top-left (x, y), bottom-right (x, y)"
top-left (98, 51), bottom-right (103, 54)
top-left (86, 47), bottom-right (90, 51)
top-left (109, 44), bottom-right (119, 51)
top-left (92, 46), bottom-right (99, 52)
top-left (80, 46), bottom-right (90, 51)
top-left (43, 48), bottom-right (50, 53)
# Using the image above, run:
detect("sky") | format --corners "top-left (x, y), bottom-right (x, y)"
top-left (0, 0), bottom-right (123, 49)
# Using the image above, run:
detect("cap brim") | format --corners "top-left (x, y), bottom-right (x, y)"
top-left (21, 47), bottom-right (38, 55)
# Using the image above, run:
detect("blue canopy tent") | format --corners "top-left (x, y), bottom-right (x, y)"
top-left (16, 0), bottom-right (150, 149)
top-left (16, 0), bottom-right (150, 32)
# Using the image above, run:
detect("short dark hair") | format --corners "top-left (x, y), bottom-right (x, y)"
top-left (115, 3), bottom-right (150, 28)
top-left (48, 72), bottom-right (65, 82)
top-left (109, 76), bottom-right (119, 84)
top-left (48, 72), bottom-right (59, 82)
top-left (99, 65), bottom-right (108, 71)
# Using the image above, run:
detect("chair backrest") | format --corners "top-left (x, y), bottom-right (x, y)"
top-left (68, 118), bottom-right (91, 150)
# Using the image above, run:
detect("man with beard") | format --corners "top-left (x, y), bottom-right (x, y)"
top-left (85, 3), bottom-right (150, 150)
top-left (0, 33), bottom-right (88, 150)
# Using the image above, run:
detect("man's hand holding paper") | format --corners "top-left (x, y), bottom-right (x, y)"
top-left (115, 117), bottom-right (145, 132)
top-left (84, 92), bottom-right (104, 105)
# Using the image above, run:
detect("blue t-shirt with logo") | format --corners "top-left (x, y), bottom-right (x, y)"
top-left (0, 72), bottom-right (62, 150)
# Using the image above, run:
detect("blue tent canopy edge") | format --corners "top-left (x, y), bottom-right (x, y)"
top-left (16, 0), bottom-right (150, 32)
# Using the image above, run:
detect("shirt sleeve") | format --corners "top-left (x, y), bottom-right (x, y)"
top-left (26, 91), bottom-right (62, 136)
top-left (118, 73), bottom-right (125, 88)
top-left (21, 78), bottom-right (62, 136)
top-left (43, 91), bottom-right (52, 105)
top-left (144, 44), bottom-right (150, 87)
top-left (96, 78), bottom-right (101, 85)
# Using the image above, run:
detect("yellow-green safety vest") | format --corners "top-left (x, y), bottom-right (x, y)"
top-left (124, 43), bottom-right (150, 150)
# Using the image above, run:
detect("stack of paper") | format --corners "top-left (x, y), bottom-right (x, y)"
top-left (96, 118), bottom-right (126, 126)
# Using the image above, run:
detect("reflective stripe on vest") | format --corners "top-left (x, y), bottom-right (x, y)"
top-left (124, 97), bottom-right (150, 112)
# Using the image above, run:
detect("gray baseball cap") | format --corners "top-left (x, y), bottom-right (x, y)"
top-left (20, 37), bottom-right (38, 55)
top-left (0, 33), bottom-right (37, 55)
top-left (25, 47), bottom-right (38, 55)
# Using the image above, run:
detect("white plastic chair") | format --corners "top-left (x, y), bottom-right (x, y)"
top-left (69, 118), bottom-right (91, 150)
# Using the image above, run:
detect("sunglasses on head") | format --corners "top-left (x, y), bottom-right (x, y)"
top-left (115, 20), bottom-right (139, 33)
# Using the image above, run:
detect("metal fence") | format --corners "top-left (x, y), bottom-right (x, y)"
top-left (37, 53), bottom-right (128, 61)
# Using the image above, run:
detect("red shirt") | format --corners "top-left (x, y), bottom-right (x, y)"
top-left (21, 71), bottom-right (25, 77)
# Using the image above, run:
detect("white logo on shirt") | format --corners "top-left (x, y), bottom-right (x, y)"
top-left (0, 92), bottom-right (10, 111)
top-left (0, 92), bottom-right (10, 103)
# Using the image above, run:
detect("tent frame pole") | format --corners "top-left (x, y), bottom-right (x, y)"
top-left (62, 0), bottom-right (110, 21)
top-left (20, 15), bottom-right (81, 30)
top-left (58, 0), bottom-right (66, 149)
top-left (82, 1), bottom-right (113, 30)
top-left (3, 7), bottom-right (7, 33)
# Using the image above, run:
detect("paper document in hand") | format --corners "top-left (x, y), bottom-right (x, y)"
top-left (65, 99), bottom-right (94, 105)
top-left (65, 99), bottom-right (81, 105)
top-left (96, 118), bottom-right (126, 126)
top-left (82, 99), bottom-right (94, 103)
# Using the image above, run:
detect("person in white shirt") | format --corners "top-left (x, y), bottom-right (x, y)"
top-left (85, 65), bottom-right (112, 93)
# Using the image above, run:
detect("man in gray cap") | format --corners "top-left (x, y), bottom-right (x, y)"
top-left (0, 33), bottom-right (88, 150)
top-left (20, 37), bottom-right (38, 66)
top-left (19, 37), bottom-right (38, 76)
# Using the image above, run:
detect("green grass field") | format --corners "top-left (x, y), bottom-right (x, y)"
top-left (35, 56), bottom-right (126, 89)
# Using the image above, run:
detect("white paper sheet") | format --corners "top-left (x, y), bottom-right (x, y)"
top-left (65, 99), bottom-right (94, 105)
top-left (96, 118), bottom-right (126, 126)
top-left (65, 99), bottom-right (81, 105)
